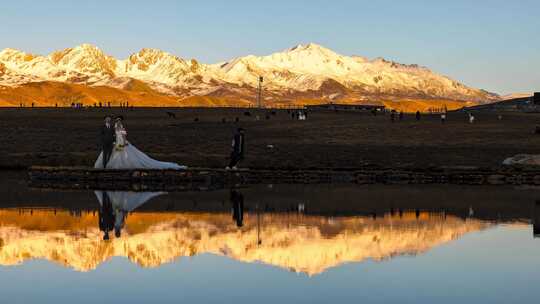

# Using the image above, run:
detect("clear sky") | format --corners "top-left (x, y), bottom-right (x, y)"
top-left (0, 0), bottom-right (538, 95)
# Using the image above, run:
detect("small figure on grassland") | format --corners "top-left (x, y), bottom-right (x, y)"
top-left (226, 127), bottom-right (246, 170)
top-left (469, 113), bottom-right (475, 124)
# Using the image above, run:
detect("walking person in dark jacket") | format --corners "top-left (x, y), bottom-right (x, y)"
top-left (226, 128), bottom-right (245, 170)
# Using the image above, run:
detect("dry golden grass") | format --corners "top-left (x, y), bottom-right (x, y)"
top-left (0, 81), bottom-right (178, 107)
top-left (382, 99), bottom-right (473, 112)
top-left (179, 95), bottom-right (252, 107)
top-left (0, 81), bottom-right (253, 108)
top-left (0, 81), bottom-right (475, 112)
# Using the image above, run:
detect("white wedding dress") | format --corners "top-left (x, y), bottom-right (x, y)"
top-left (94, 122), bottom-right (186, 170)
top-left (94, 191), bottom-right (166, 212)
top-left (95, 191), bottom-right (167, 237)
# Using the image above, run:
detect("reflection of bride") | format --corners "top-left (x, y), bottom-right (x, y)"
top-left (95, 191), bottom-right (166, 239)
top-left (94, 117), bottom-right (186, 170)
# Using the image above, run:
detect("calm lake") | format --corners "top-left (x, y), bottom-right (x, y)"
top-left (0, 172), bottom-right (539, 303)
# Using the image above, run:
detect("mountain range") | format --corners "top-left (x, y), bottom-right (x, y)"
top-left (0, 43), bottom-right (501, 108)
top-left (0, 209), bottom-right (488, 275)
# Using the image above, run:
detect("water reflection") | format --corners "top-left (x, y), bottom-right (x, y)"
top-left (0, 189), bottom-right (499, 275)
top-left (535, 200), bottom-right (540, 238)
top-left (95, 191), bottom-right (166, 240)
top-left (230, 189), bottom-right (244, 228)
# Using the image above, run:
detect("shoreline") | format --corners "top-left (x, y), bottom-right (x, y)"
top-left (27, 165), bottom-right (540, 190)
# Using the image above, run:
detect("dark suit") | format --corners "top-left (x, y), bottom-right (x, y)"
top-left (99, 192), bottom-right (114, 240)
top-left (228, 131), bottom-right (245, 167)
top-left (100, 124), bottom-right (115, 168)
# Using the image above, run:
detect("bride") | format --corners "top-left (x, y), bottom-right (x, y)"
top-left (94, 116), bottom-right (186, 170)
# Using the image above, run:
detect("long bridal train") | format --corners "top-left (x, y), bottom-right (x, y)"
top-left (94, 191), bottom-right (167, 212)
top-left (95, 118), bottom-right (186, 170)
top-left (94, 144), bottom-right (186, 170)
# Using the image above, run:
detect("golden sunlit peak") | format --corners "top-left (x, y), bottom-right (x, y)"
top-left (0, 210), bottom-right (490, 275)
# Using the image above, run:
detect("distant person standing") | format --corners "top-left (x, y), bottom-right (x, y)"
top-left (390, 110), bottom-right (395, 123)
top-left (469, 113), bottom-right (475, 124)
top-left (441, 113), bottom-right (446, 124)
top-left (399, 111), bottom-right (404, 121)
top-left (226, 128), bottom-right (245, 170)
top-left (416, 111), bottom-right (421, 121)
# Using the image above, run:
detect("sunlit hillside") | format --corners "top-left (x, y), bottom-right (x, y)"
top-left (0, 209), bottom-right (489, 275)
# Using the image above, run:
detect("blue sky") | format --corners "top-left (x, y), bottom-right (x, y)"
top-left (0, 0), bottom-right (538, 94)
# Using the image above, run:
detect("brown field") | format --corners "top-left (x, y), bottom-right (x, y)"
top-left (1, 107), bottom-right (539, 169)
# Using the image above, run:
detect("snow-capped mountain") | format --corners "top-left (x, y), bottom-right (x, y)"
top-left (213, 43), bottom-right (498, 102)
top-left (500, 93), bottom-right (532, 100)
top-left (0, 43), bottom-right (499, 104)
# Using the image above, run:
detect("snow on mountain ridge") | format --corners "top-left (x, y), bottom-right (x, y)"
top-left (213, 43), bottom-right (497, 101)
top-left (49, 44), bottom-right (118, 81)
top-left (120, 48), bottom-right (197, 85)
top-left (0, 43), bottom-right (499, 102)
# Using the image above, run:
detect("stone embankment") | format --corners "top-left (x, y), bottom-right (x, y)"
top-left (27, 166), bottom-right (540, 191)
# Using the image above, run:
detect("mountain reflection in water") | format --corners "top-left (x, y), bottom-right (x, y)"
top-left (0, 190), bottom-right (497, 275)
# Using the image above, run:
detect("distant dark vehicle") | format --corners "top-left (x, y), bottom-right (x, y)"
top-left (166, 111), bottom-right (176, 119)
top-left (534, 92), bottom-right (540, 105)
top-left (244, 111), bottom-right (251, 116)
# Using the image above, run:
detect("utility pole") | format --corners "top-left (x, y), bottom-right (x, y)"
top-left (256, 203), bottom-right (262, 246)
top-left (257, 76), bottom-right (264, 108)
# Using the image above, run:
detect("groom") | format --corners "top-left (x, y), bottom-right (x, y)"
top-left (99, 116), bottom-right (115, 168)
